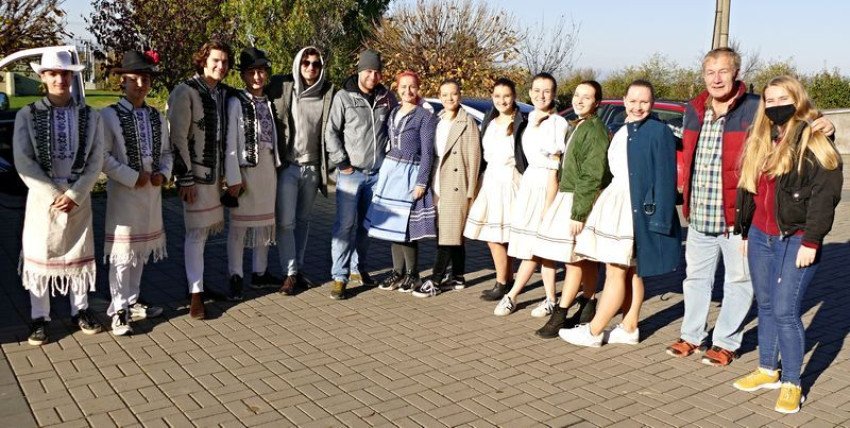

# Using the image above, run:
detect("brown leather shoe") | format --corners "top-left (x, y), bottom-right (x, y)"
top-left (279, 275), bottom-right (297, 295)
top-left (189, 293), bottom-right (205, 319)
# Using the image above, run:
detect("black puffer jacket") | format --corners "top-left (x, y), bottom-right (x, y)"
top-left (734, 123), bottom-right (843, 246)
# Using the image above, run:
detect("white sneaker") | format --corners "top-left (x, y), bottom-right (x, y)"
top-left (129, 302), bottom-right (162, 320)
top-left (603, 324), bottom-right (639, 345)
top-left (493, 295), bottom-right (515, 316)
top-left (558, 324), bottom-right (602, 347)
top-left (530, 298), bottom-right (556, 318)
top-left (111, 310), bottom-right (133, 337)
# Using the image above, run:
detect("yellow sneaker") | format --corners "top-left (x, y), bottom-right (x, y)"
top-left (775, 383), bottom-right (805, 414)
top-left (733, 368), bottom-right (781, 392)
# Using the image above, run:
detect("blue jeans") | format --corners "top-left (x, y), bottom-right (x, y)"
top-left (748, 226), bottom-right (817, 386)
top-left (331, 169), bottom-right (378, 281)
top-left (276, 164), bottom-right (319, 276)
top-left (680, 227), bottom-right (753, 351)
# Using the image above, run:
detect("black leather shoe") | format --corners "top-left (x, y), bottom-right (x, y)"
top-left (535, 305), bottom-right (569, 338)
top-left (564, 295), bottom-right (597, 329)
top-left (480, 282), bottom-right (507, 301)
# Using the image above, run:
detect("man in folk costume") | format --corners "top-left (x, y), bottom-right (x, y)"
top-left (168, 41), bottom-right (234, 319)
top-left (265, 46), bottom-right (334, 295)
top-left (224, 48), bottom-right (281, 294)
top-left (13, 51), bottom-right (104, 345)
top-left (101, 50), bottom-right (172, 336)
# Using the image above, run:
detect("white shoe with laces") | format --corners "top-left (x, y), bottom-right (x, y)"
top-left (559, 323), bottom-right (603, 347)
top-left (603, 324), bottom-right (640, 345)
top-left (111, 310), bottom-right (133, 337)
top-left (493, 295), bottom-right (515, 316)
top-left (129, 302), bottom-right (162, 320)
top-left (412, 279), bottom-right (441, 298)
top-left (530, 298), bottom-right (556, 318)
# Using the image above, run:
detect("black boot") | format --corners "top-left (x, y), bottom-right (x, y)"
top-left (535, 305), bottom-right (569, 338)
top-left (480, 281), bottom-right (507, 301)
top-left (564, 295), bottom-right (597, 329)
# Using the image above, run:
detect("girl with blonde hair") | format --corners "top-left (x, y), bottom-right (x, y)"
top-left (732, 75), bottom-right (842, 414)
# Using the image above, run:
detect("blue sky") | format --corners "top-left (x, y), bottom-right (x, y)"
top-left (65, 0), bottom-right (849, 75)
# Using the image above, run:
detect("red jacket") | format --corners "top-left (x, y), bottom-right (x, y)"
top-left (681, 82), bottom-right (760, 226)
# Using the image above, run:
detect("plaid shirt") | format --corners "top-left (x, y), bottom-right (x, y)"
top-left (689, 109), bottom-right (726, 234)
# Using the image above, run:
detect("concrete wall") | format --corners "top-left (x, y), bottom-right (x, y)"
top-left (825, 109), bottom-right (850, 154)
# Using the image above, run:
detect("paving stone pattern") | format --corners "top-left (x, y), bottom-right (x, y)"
top-left (0, 182), bottom-right (848, 427)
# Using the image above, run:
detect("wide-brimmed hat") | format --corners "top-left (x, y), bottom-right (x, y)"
top-left (237, 47), bottom-right (271, 71)
top-left (111, 50), bottom-right (161, 75)
top-left (30, 51), bottom-right (85, 74)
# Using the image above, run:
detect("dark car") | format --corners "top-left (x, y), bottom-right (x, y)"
top-left (561, 99), bottom-right (688, 194)
top-left (424, 97), bottom-right (533, 125)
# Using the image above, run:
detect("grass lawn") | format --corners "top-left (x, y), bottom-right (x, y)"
top-left (9, 91), bottom-right (127, 110)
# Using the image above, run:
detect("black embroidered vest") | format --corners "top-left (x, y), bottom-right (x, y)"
top-left (109, 101), bottom-right (163, 172)
top-left (29, 101), bottom-right (91, 182)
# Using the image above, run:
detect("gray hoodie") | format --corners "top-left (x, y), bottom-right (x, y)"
top-left (325, 74), bottom-right (397, 172)
top-left (267, 47), bottom-right (334, 195)
top-left (290, 47), bottom-right (326, 164)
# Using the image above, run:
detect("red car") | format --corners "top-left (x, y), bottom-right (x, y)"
top-left (561, 99), bottom-right (687, 198)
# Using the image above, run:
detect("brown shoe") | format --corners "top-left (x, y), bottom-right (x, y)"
top-left (189, 293), bottom-right (205, 319)
top-left (330, 280), bottom-right (347, 300)
top-left (701, 346), bottom-right (737, 366)
top-left (279, 275), bottom-right (297, 295)
top-left (666, 339), bottom-right (703, 358)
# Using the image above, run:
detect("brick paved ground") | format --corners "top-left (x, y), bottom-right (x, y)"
top-left (0, 180), bottom-right (848, 427)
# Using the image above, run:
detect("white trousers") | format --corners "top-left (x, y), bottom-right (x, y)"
top-left (30, 290), bottom-right (88, 320)
top-left (227, 226), bottom-right (269, 277)
top-left (185, 231), bottom-right (208, 294)
top-left (107, 261), bottom-right (143, 316)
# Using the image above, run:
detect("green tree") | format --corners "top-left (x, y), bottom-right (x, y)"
top-left (807, 69), bottom-right (850, 109)
top-left (602, 53), bottom-right (700, 101)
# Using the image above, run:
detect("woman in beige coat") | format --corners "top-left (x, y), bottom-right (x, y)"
top-left (413, 80), bottom-right (481, 298)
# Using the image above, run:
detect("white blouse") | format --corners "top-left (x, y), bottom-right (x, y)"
top-left (521, 110), bottom-right (569, 170)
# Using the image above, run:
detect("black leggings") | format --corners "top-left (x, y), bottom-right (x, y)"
top-left (391, 242), bottom-right (418, 275)
top-left (431, 245), bottom-right (465, 281)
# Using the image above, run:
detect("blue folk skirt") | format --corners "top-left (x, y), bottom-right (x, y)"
top-left (365, 158), bottom-right (436, 242)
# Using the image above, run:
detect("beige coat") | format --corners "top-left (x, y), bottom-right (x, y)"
top-left (433, 110), bottom-right (481, 245)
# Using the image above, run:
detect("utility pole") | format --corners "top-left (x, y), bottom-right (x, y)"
top-left (712, 0), bottom-right (731, 49)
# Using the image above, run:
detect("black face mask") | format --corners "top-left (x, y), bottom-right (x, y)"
top-left (764, 104), bottom-right (796, 125)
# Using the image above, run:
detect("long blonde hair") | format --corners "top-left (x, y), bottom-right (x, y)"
top-left (738, 75), bottom-right (840, 193)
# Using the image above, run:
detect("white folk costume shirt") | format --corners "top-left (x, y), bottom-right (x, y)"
top-left (224, 90), bottom-right (281, 247)
top-left (12, 97), bottom-right (104, 296)
top-left (101, 98), bottom-right (173, 266)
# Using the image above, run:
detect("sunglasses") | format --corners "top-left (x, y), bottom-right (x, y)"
top-left (301, 60), bottom-right (322, 68)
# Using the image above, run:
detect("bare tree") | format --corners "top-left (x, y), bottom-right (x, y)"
top-left (519, 15), bottom-right (580, 77)
top-left (367, 0), bottom-right (524, 97)
top-left (0, 0), bottom-right (71, 56)
top-left (729, 39), bottom-right (763, 84)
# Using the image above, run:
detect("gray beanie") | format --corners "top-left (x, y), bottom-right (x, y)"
top-left (357, 49), bottom-right (382, 73)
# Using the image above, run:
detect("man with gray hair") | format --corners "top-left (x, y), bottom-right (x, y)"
top-left (325, 49), bottom-right (397, 300)
top-left (667, 47), bottom-right (834, 366)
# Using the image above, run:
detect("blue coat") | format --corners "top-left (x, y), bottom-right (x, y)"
top-left (623, 118), bottom-right (682, 277)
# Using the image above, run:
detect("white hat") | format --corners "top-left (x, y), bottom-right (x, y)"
top-left (30, 51), bottom-right (85, 74)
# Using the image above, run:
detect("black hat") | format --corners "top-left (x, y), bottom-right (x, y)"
top-left (111, 50), bottom-right (161, 75)
top-left (357, 49), bottom-right (382, 73)
top-left (238, 47), bottom-right (271, 71)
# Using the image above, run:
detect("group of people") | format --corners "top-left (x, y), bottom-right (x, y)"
top-left (13, 42), bottom-right (842, 415)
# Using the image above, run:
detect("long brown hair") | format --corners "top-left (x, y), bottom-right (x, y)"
top-left (738, 75), bottom-right (840, 192)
